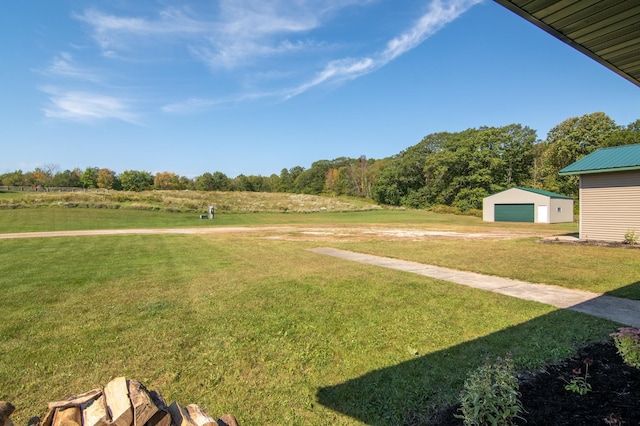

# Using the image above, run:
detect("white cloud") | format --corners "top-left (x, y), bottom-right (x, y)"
top-left (285, 0), bottom-right (482, 98)
top-left (45, 52), bottom-right (102, 82)
top-left (73, 1), bottom-right (374, 68)
top-left (41, 87), bottom-right (138, 123)
top-left (66, 0), bottom-right (481, 116)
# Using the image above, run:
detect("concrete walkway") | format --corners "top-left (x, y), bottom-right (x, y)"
top-left (309, 247), bottom-right (640, 328)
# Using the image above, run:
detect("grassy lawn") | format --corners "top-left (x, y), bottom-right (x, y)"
top-left (0, 219), bottom-right (624, 425)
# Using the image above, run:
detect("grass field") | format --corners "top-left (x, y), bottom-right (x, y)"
top-left (0, 195), bottom-right (633, 424)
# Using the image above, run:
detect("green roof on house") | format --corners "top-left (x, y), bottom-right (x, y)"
top-left (513, 186), bottom-right (572, 199)
top-left (559, 144), bottom-right (640, 176)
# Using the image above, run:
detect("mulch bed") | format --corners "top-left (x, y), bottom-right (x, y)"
top-left (427, 341), bottom-right (640, 425)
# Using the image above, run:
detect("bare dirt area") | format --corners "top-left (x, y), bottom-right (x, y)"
top-left (0, 225), bottom-right (546, 242)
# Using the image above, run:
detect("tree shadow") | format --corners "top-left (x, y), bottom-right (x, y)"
top-left (315, 282), bottom-right (640, 425)
top-left (605, 281), bottom-right (640, 300)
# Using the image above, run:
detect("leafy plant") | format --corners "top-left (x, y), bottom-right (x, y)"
top-left (563, 358), bottom-right (592, 395)
top-left (456, 353), bottom-right (525, 426)
top-left (611, 327), bottom-right (640, 369)
top-left (623, 229), bottom-right (638, 245)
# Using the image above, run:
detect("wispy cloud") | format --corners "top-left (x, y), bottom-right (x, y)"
top-left (44, 52), bottom-right (102, 82)
top-left (41, 86), bottom-right (138, 123)
top-left (285, 0), bottom-right (482, 98)
top-left (73, 1), bottom-right (373, 68)
top-left (62, 0), bottom-right (480, 117)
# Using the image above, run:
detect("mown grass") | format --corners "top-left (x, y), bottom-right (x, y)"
top-left (0, 200), bottom-right (632, 423)
top-left (0, 230), bottom-right (621, 425)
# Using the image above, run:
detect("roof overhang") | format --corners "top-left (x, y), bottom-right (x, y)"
top-left (494, 0), bottom-right (640, 88)
top-left (559, 165), bottom-right (640, 175)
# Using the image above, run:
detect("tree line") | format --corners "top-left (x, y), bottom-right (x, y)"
top-left (2, 112), bottom-right (638, 210)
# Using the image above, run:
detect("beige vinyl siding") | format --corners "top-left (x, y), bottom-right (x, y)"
top-left (580, 170), bottom-right (640, 242)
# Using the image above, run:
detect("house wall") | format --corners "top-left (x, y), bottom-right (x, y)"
top-left (579, 170), bottom-right (640, 242)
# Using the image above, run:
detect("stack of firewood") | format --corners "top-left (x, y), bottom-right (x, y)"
top-left (0, 377), bottom-right (239, 426)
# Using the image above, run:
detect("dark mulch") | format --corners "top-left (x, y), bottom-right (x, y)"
top-left (428, 341), bottom-right (640, 425)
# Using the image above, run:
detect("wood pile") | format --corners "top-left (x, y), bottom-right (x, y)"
top-left (0, 377), bottom-right (238, 426)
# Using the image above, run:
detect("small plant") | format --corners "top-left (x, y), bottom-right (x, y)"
top-left (603, 413), bottom-right (625, 425)
top-left (623, 229), bottom-right (638, 245)
top-left (456, 353), bottom-right (525, 426)
top-left (563, 358), bottom-right (592, 395)
top-left (611, 327), bottom-right (640, 369)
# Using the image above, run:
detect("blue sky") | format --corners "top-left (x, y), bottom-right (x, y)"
top-left (2, 0), bottom-right (639, 178)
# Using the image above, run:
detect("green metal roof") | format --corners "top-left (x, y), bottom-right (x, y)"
top-left (489, 186), bottom-right (572, 199)
top-left (559, 144), bottom-right (640, 175)
top-left (514, 186), bottom-right (573, 199)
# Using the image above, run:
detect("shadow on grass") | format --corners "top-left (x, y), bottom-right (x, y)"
top-left (606, 280), bottom-right (640, 300)
top-left (316, 308), bottom-right (620, 425)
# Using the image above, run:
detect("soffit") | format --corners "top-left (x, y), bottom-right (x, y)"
top-left (494, 0), bottom-right (640, 88)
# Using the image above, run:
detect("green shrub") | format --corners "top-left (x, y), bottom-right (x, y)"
top-left (456, 353), bottom-right (525, 426)
top-left (624, 229), bottom-right (638, 245)
top-left (611, 327), bottom-right (640, 369)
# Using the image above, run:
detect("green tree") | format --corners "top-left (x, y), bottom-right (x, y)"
top-left (294, 160), bottom-right (331, 194)
top-left (81, 167), bottom-right (99, 188)
top-left (0, 170), bottom-right (26, 186)
top-left (540, 112), bottom-right (618, 197)
top-left (52, 169), bottom-right (82, 187)
top-left (120, 170), bottom-right (153, 191)
top-left (603, 118), bottom-right (640, 147)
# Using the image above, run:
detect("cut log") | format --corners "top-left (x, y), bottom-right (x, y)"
top-left (144, 391), bottom-right (171, 426)
top-left (103, 377), bottom-right (133, 426)
top-left (48, 389), bottom-right (102, 411)
top-left (128, 380), bottom-right (159, 426)
top-left (185, 405), bottom-right (216, 426)
top-left (167, 402), bottom-right (197, 426)
top-left (144, 410), bottom-right (172, 426)
top-left (81, 393), bottom-right (110, 426)
top-left (39, 408), bottom-right (55, 426)
top-left (52, 406), bottom-right (81, 426)
top-left (217, 414), bottom-right (239, 426)
top-left (0, 402), bottom-right (15, 426)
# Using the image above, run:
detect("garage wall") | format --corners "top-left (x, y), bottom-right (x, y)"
top-left (549, 198), bottom-right (574, 223)
top-left (483, 188), bottom-right (548, 222)
top-left (483, 188), bottom-right (574, 223)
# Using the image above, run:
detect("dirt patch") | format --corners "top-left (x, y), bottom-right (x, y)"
top-left (263, 227), bottom-right (542, 242)
top-left (0, 226), bottom-right (544, 242)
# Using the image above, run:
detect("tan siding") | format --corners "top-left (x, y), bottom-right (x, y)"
top-left (580, 171), bottom-right (640, 242)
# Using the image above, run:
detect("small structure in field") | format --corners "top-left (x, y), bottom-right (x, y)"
top-left (483, 187), bottom-right (574, 223)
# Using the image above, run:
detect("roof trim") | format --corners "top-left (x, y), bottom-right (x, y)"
top-left (559, 165), bottom-right (640, 176)
top-left (494, 0), bottom-right (640, 88)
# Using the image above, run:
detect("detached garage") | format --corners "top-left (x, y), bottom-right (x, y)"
top-left (483, 187), bottom-right (574, 223)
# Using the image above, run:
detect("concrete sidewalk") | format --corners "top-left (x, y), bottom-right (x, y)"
top-left (309, 247), bottom-right (640, 328)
